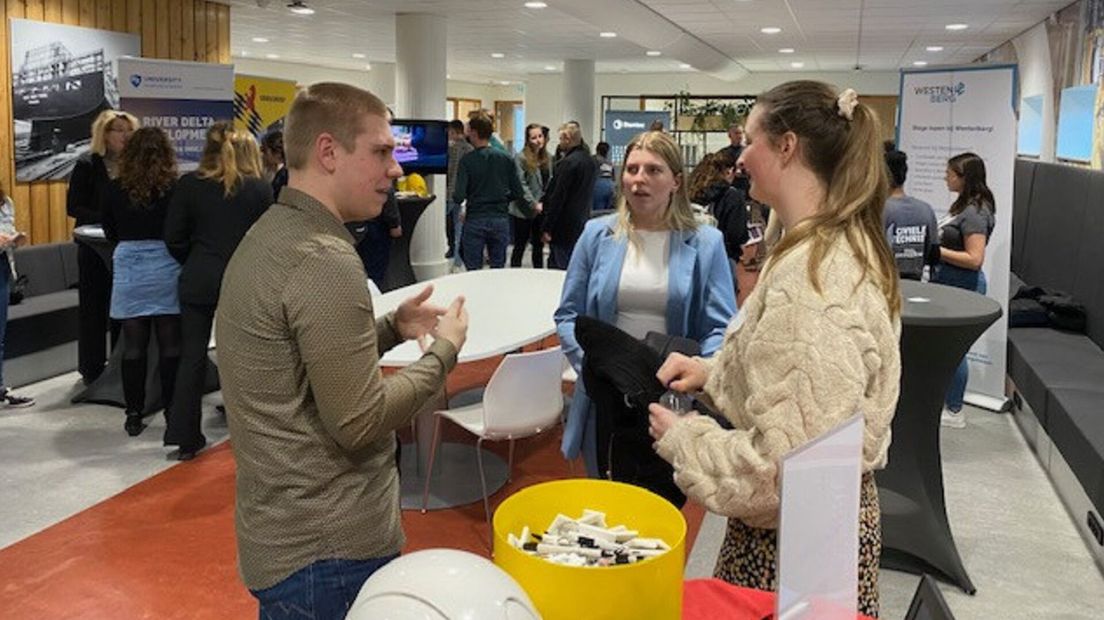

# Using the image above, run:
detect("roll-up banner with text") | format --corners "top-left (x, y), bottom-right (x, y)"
top-left (118, 57), bottom-right (234, 171)
top-left (234, 74), bottom-right (298, 139)
top-left (896, 64), bottom-right (1018, 410)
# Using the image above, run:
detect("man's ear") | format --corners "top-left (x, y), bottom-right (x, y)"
top-left (315, 132), bottom-right (338, 173)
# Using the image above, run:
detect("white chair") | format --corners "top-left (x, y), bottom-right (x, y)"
top-left (421, 347), bottom-right (566, 526)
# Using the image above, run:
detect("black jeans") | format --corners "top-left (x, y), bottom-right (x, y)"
top-left (76, 244), bottom-right (117, 381)
top-left (510, 214), bottom-right (546, 268)
top-left (164, 302), bottom-right (215, 449)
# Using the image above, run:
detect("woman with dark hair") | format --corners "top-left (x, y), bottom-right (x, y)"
top-left (163, 122), bottom-right (273, 459)
top-left (67, 110), bottom-right (140, 384)
top-left (260, 129), bottom-right (287, 199)
top-left (687, 151), bottom-right (749, 281)
top-left (592, 141), bottom-right (616, 214)
top-left (510, 123), bottom-right (551, 267)
top-left (101, 127), bottom-right (181, 437)
top-left (649, 82), bottom-right (901, 616)
top-left (937, 152), bottom-right (995, 429)
top-left (0, 181), bottom-right (34, 408)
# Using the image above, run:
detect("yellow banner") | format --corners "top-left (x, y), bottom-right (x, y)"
top-left (234, 74), bottom-right (299, 139)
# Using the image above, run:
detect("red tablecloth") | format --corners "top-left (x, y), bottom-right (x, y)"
top-left (682, 579), bottom-right (876, 620)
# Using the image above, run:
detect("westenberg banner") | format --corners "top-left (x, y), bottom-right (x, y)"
top-left (118, 57), bottom-right (234, 171)
top-left (896, 64), bottom-right (1018, 410)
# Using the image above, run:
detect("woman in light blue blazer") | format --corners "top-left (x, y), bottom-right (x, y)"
top-left (554, 131), bottom-right (737, 476)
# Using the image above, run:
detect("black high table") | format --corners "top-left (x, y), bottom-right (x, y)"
top-left (381, 194), bottom-right (434, 292)
top-left (877, 280), bottom-right (1002, 594)
top-left (71, 225), bottom-right (218, 414)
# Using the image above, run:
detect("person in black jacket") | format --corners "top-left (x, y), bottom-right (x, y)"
top-left (540, 122), bottom-right (597, 269)
top-left (163, 123), bottom-right (274, 459)
top-left (101, 127), bottom-right (180, 437)
top-left (66, 109), bottom-right (138, 384)
top-left (688, 152), bottom-right (748, 291)
top-left (348, 186), bottom-right (401, 285)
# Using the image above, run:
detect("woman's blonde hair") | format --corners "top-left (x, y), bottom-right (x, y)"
top-left (754, 80), bottom-right (900, 317)
top-left (196, 122), bottom-right (263, 196)
top-left (89, 110), bottom-right (140, 156)
top-left (613, 131), bottom-right (697, 238)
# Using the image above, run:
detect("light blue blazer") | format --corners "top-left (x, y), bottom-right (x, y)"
top-left (553, 215), bottom-right (738, 476)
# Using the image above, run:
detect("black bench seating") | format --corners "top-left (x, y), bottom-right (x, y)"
top-left (1007, 159), bottom-right (1104, 569)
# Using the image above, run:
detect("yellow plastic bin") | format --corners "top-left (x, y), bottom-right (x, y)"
top-left (493, 479), bottom-right (686, 620)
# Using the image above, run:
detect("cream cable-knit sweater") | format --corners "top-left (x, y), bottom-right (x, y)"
top-left (655, 233), bottom-right (901, 529)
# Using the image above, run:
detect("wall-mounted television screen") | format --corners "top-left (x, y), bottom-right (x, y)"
top-left (391, 119), bottom-right (449, 175)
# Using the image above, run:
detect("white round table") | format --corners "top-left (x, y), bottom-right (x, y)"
top-left (373, 268), bottom-right (566, 366)
top-left (373, 268), bottom-right (566, 510)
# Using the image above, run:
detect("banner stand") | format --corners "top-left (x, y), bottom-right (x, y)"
top-left (896, 64), bottom-right (1018, 411)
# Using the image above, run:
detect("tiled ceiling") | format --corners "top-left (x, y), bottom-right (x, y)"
top-left (226, 0), bottom-right (1073, 81)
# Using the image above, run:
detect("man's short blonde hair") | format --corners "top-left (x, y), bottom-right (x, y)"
top-left (284, 82), bottom-right (388, 170)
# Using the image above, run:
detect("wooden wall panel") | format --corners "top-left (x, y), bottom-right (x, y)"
top-left (78, 0), bottom-right (93, 26)
top-left (94, 0), bottom-right (109, 28)
top-left (2, 0), bottom-right (231, 245)
top-left (154, 0), bottom-right (169, 58)
top-left (179, 0), bottom-right (192, 60)
top-left (61, 0), bottom-right (77, 23)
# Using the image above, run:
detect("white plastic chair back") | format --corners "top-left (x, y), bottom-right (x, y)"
top-left (367, 278), bottom-right (383, 299)
top-left (482, 347), bottom-right (565, 438)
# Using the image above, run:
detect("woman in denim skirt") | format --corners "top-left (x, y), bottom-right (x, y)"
top-left (101, 128), bottom-right (181, 436)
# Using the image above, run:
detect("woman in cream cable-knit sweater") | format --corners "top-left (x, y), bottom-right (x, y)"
top-left (648, 80), bottom-right (901, 617)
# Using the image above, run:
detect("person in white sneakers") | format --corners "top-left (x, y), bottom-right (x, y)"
top-left (0, 182), bottom-right (35, 409)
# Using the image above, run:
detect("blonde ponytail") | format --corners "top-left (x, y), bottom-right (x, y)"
top-left (197, 122), bottom-right (251, 197)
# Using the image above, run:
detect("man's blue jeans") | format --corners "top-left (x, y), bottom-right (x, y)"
top-left (251, 556), bottom-right (399, 620)
top-left (461, 216), bottom-right (510, 270)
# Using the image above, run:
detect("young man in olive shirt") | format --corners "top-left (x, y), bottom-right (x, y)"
top-left (453, 115), bottom-right (530, 270)
top-left (216, 83), bottom-right (469, 619)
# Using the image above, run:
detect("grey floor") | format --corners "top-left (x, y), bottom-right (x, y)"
top-left (685, 403), bottom-right (1104, 619)
top-left (0, 372), bottom-right (229, 548)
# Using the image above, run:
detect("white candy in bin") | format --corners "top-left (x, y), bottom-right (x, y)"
top-left (507, 508), bottom-right (671, 567)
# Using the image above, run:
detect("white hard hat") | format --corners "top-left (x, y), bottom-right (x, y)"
top-left (346, 549), bottom-right (541, 620)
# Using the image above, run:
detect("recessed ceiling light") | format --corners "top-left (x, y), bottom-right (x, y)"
top-left (679, 63), bottom-right (692, 69)
top-left (913, 61), bottom-right (928, 66)
top-left (240, 50), bottom-right (249, 56)
top-left (491, 52), bottom-right (505, 58)
top-left (790, 61), bottom-right (804, 68)
top-left (599, 31), bottom-right (618, 38)
top-left (646, 50), bottom-right (662, 57)
top-left (447, 73), bottom-right (451, 79)
top-left (779, 48), bottom-right (795, 54)
top-left (266, 53), bottom-right (280, 59)
top-left (926, 46), bottom-right (944, 52)
top-left (761, 27), bottom-right (782, 34)
top-left (287, 1), bottom-right (314, 15)
top-left (945, 23), bottom-right (968, 30)
top-left (365, 63), bottom-right (372, 70)
top-left (544, 65), bottom-right (556, 70)
top-left (524, 1), bottom-right (547, 7)
top-left (499, 80), bottom-right (511, 85)
top-left (352, 53), bottom-right (366, 59)
top-left (251, 37), bottom-right (269, 43)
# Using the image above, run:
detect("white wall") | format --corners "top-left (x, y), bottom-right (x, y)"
top-left (525, 70), bottom-right (901, 144)
top-left (1012, 22), bottom-right (1057, 162)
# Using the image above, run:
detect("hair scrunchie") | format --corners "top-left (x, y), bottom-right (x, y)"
top-left (837, 88), bottom-right (859, 121)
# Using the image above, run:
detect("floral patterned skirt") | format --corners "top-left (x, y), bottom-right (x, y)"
top-left (712, 472), bottom-right (882, 618)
